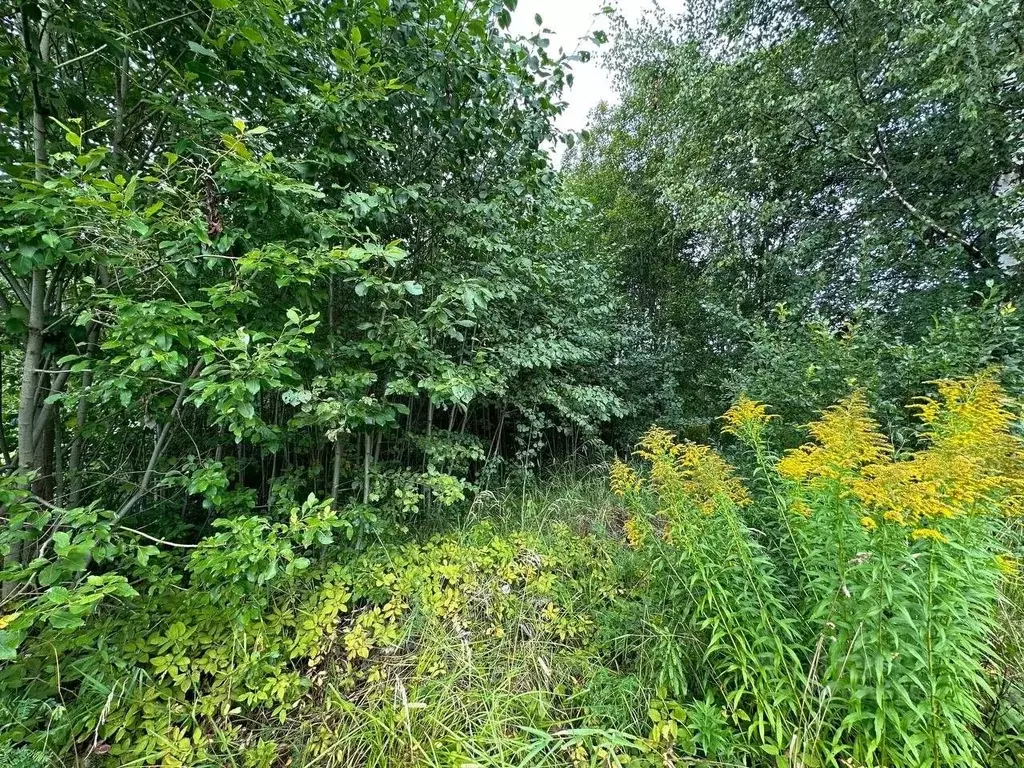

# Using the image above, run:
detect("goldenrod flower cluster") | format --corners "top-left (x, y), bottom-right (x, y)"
top-left (855, 373), bottom-right (1024, 529)
top-left (790, 498), bottom-right (813, 518)
top-left (917, 374), bottom-right (1024, 516)
top-left (676, 443), bottom-right (751, 514)
top-left (635, 426), bottom-right (686, 463)
top-left (634, 427), bottom-right (687, 497)
top-left (722, 395), bottom-right (776, 446)
top-left (616, 372), bottom-right (1024, 549)
top-left (610, 459), bottom-right (642, 498)
top-left (910, 527), bottom-right (949, 544)
top-left (777, 392), bottom-right (891, 481)
top-left (779, 371), bottom-right (1024, 541)
top-left (623, 516), bottom-right (645, 549)
top-left (618, 427), bottom-right (750, 517)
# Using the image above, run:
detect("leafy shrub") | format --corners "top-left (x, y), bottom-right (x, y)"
top-left (731, 289), bottom-right (1024, 446)
top-left (0, 494), bottom-right (624, 765)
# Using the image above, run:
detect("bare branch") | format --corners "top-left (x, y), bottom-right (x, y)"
top-left (114, 360), bottom-right (203, 523)
top-left (119, 525), bottom-right (202, 549)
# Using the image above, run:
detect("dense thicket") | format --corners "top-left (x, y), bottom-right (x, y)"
top-left (0, 0), bottom-right (619, 589)
top-left (0, 0), bottom-right (621, 757)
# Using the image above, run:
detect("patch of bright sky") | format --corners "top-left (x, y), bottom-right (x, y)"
top-left (509, 0), bottom-right (685, 162)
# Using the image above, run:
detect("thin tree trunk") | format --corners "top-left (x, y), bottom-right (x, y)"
top-left (53, 415), bottom-right (64, 505)
top-left (23, 0), bottom-right (50, 176)
top-left (110, 50), bottom-right (129, 163)
top-left (6, 270), bottom-right (46, 580)
top-left (31, 364), bottom-right (70, 448)
top-left (328, 278), bottom-right (334, 332)
top-left (32, 371), bottom-right (55, 504)
top-left (0, 348), bottom-right (11, 466)
top-left (331, 438), bottom-right (343, 504)
top-left (4, 0), bottom-right (52, 596)
top-left (488, 409), bottom-right (506, 463)
top-left (363, 432), bottom-right (372, 504)
top-left (67, 328), bottom-right (99, 507)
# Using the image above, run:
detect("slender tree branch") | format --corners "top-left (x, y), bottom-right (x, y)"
top-left (54, 9), bottom-right (203, 70)
top-left (119, 525), bottom-right (202, 548)
top-left (31, 364), bottom-right (71, 448)
top-left (114, 360), bottom-right (203, 523)
top-left (0, 261), bottom-right (31, 310)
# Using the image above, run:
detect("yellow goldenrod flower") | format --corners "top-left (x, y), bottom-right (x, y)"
top-left (610, 459), bottom-right (642, 498)
top-left (721, 395), bottom-right (776, 446)
top-left (790, 498), bottom-right (813, 518)
top-left (851, 370), bottom-right (1024, 531)
top-left (623, 516), bottom-right (645, 549)
top-left (859, 516), bottom-right (877, 531)
top-left (626, 427), bottom-right (749, 515)
top-left (634, 427), bottom-right (689, 498)
top-left (635, 426), bottom-right (685, 462)
top-left (910, 527), bottom-right (949, 544)
top-left (777, 391), bottom-right (892, 482)
top-left (676, 442), bottom-right (751, 514)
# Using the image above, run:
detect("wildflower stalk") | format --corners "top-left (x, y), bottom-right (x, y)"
top-left (617, 372), bottom-right (1020, 766)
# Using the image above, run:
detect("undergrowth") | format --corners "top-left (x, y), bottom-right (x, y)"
top-left (3, 375), bottom-right (1024, 767)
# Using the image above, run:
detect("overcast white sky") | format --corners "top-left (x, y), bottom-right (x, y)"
top-left (509, 0), bottom-right (683, 149)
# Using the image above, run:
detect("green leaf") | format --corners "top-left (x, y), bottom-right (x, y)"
top-left (11, 243), bottom-right (39, 274)
top-left (0, 630), bottom-right (22, 661)
top-left (188, 40), bottom-right (218, 58)
top-left (239, 26), bottom-right (265, 44)
top-left (189, 40), bottom-right (219, 57)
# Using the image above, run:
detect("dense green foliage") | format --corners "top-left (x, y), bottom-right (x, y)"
top-left (1, 0), bottom-right (1023, 765)
top-left (566, 0), bottom-right (1024, 437)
